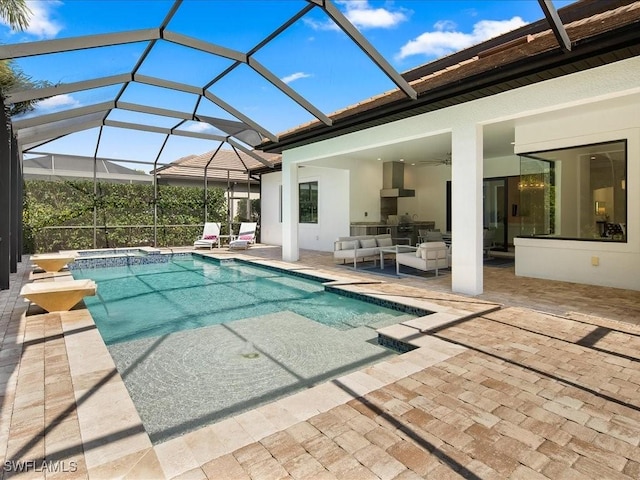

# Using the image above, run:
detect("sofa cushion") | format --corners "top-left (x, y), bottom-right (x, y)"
top-left (341, 240), bottom-right (358, 250)
top-left (376, 237), bottom-right (393, 247)
top-left (421, 242), bottom-right (448, 260)
top-left (360, 238), bottom-right (377, 248)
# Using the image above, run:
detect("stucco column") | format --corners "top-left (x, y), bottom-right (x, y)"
top-left (282, 156), bottom-right (299, 261)
top-left (451, 123), bottom-right (483, 295)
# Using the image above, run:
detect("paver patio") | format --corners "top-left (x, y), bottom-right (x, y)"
top-left (1, 246), bottom-right (639, 479)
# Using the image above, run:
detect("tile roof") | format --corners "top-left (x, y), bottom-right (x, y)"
top-left (265, 0), bottom-right (640, 150)
top-left (154, 149), bottom-right (281, 181)
top-left (24, 154), bottom-right (150, 176)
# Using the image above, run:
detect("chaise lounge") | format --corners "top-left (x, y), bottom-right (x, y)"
top-left (194, 222), bottom-right (221, 249)
top-left (229, 222), bottom-right (257, 249)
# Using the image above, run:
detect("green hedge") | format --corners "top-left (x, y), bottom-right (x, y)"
top-left (23, 180), bottom-right (228, 253)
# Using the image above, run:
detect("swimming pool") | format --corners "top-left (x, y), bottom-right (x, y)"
top-left (71, 255), bottom-right (419, 443)
top-left (72, 256), bottom-right (416, 345)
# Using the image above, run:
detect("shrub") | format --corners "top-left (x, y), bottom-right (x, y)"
top-left (23, 180), bottom-right (227, 253)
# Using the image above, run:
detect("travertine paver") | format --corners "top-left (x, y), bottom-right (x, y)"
top-left (196, 305), bottom-right (640, 479)
top-left (2, 249), bottom-right (640, 479)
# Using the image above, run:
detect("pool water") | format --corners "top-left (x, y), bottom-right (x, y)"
top-left (72, 257), bottom-right (414, 345)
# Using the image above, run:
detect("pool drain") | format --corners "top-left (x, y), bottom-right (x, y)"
top-left (240, 341), bottom-right (259, 359)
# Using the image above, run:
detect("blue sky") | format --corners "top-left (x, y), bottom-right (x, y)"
top-left (1, 0), bottom-right (574, 168)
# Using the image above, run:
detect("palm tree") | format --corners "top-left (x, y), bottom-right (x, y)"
top-left (0, 0), bottom-right (31, 31)
top-left (0, 0), bottom-right (53, 116)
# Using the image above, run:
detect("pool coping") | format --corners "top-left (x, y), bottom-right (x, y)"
top-left (13, 250), bottom-right (503, 478)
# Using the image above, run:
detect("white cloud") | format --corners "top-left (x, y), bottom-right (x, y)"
top-left (433, 20), bottom-right (457, 31)
top-left (37, 94), bottom-right (79, 110)
top-left (339, 0), bottom-right (408, 29)
top-left (281, 72), bottom-right (312, 85)
top-left (0, 1), bottom-right (64, 38)
top-left (182, 122), bottom-right (214, 133)
top-left (305, 0), bottom-right (408, 31)
top-left (397, 16), bottom-right (526, 60)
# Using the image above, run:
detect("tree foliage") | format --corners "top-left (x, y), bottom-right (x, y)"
top-left (234, 198), bottom-right (260, 222)
top-left (23, 180), bottom-right (228, 253)
top-left (0, 0), bottom-right (55, 115)
top-left (0, 61), bottom-right (54, 116)
top-left (0, 0), bottom-right (31, 32)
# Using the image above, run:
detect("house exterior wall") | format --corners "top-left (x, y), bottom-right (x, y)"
top-left (514, 102), bottom-right (640, 290)
top-left (402, 163), bottom-right (451, 231)
top-left (266, 55), bottom-right (640, 291)
top-left (261, 166), bottom-right (349, 252)
top-left (260, 172), bottom-right (282, 246)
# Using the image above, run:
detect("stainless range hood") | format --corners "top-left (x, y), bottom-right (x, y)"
top-left (380, 161), bottom-right (415, 198)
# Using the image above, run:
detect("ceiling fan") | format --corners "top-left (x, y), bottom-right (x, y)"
top-left (416, 152), bottom-right (451, 166)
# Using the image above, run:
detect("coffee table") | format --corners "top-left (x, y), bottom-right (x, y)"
top-left (378, 245), bottom-right (418, 270)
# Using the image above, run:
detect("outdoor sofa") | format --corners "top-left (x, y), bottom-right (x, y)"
top-left (333, 233), bottom-right (395, 268)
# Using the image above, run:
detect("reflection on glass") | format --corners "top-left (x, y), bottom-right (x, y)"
top-left (299, 181), bottom-right (318, 224)
top-left (483, 178), bottom-right (506, 249)
top-left (519, 140), bottom-right (626, 242)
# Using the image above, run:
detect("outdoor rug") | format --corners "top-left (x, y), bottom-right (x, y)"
top-left (340, 263), bottom-right (450, 279)
top-left (341, 257), bottom-right (513, 277)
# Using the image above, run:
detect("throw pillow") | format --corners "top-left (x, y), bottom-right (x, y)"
top-left (239, 234), bottom-right (253, 240)
top-left (360, 238), bottom-right (377, 248)
top-left (376, 237), bottom-right (393, 247)
top-left (204, 235), bottom-right (217, 240)
top-left (341, 240), bottom-right (357, 250)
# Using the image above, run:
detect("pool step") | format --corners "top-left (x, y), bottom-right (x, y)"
top-left (376, 324), bottom-right (422, 353)
top-left (377, 308), bottom-right (500, 354)
top-left (400, 306), bottom-right (500, 333)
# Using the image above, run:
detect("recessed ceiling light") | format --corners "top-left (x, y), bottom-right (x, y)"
top-left (411, 163), bottom-right (416, 166)
top-left (377, 158), bottom-right (381, 161)
top-left (399, 158), bottom-right (404, 162)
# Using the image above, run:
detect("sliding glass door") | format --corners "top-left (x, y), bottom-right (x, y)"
top-left (483, 178), bottom-right (507, 251)
top-left (447, 176), bottom-right (520, 250)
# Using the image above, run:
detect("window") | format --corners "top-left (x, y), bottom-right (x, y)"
top-left (299, 181), bottom-right (318, 223)
top-left (519, 140), bottom-right (627, 241)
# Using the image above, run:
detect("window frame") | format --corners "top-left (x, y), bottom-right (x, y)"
top-left (518, 139), bottom-right (627, 243)
top-left (298, 181), bottom-right (318, 224)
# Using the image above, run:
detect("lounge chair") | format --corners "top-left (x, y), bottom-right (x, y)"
top-left (20, 279), bottom-right (97, 312)
top-left (396, 241), bottom-right (449, 276)
top-left (194, 222), bottom-right (221, 249)
top-left (229, 222), bottom-right (257, 250)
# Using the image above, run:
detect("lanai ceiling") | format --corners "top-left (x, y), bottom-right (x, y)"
top-left (0, 0), bottom-right (572, 172)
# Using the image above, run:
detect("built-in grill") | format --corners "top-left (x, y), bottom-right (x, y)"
top-left (397, 217), bottom-right (415, 244)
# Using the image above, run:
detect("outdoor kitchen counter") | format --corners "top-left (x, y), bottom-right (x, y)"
top-left (350, 224), bottom-right (390, 236)
top-left (350, 222), bottom-right (436, 239)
